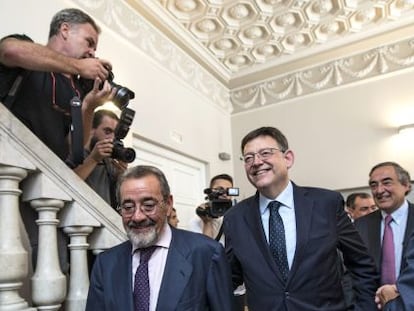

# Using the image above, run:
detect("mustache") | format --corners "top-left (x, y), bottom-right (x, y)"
top-left (127, 218), bottom-right (156, 229)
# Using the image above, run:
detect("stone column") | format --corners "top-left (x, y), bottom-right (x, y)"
top-left (0, 165), bottom-right (35, 310)
top-left (63, 226), bottom-right (93, 311)
top-left (30, 199), bottom-right (67, 311)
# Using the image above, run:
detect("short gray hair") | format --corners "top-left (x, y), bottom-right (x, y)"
top-left (116, 165), bottom-right (171, 206)
top-left (49, 8), bottom-right (100, 38)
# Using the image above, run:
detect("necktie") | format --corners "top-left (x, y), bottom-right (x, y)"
top-left (134, 246), bottom-right (157, 311)
top-left (381, 215), bottom-right (396, 285)
top-left (268, 201), bottom-right (289, 282)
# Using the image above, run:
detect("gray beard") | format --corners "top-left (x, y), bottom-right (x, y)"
top-left (126, 226), bottom-right (158, 249)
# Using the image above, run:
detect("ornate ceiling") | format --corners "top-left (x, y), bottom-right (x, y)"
top-left (75, 0), bottom-right (414, 113)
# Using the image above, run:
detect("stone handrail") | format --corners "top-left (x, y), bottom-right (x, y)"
top-left (0, 102), bottom-right (127, 310)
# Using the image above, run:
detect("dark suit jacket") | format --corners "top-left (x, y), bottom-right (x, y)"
top-left (384, 229), bottom-right (414, 311)
top-left (86, 227), bottom-right (235, 311)
top-left (223, 183), bottom-right (379, 311)
top-left (354, 202), bottom-right (414, 274)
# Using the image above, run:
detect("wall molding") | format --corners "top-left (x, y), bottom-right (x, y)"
top-left (231, 37), bottom-right (414, 113)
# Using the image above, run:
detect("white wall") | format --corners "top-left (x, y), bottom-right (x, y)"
top-left (232, 70), bottom-right (414, 199)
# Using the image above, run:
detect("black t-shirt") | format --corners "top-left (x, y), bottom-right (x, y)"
top-left (0, 34), bottom-right (85, 160)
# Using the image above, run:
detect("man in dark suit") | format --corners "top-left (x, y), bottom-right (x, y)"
top-left (86, 165), bottom-right (235, 311)
top-left (354, 162), bottom-right (413, 285)
top-left (223, 126), bottom-right (379, 311)
top-left (375, 229), bottom-right (414, 310)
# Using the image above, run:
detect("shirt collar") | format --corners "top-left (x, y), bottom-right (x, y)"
top-left (259, 180), bottom-right (294, 214)
top-left (381, 199), bottom-right (409, 225)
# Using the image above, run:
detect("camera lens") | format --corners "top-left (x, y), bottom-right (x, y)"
top-left (111, 83), bottom-right (133, 110)
top-left (112, 141), bottom-right (136, 163)
top-left (120, 147), bottom-right (136, 163)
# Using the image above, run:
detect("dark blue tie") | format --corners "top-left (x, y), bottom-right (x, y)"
top-left (134, 246), bottom-right (157, 311)
top-left (268, 201), bottom-right (289, 282)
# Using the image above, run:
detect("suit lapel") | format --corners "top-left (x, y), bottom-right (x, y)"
top-left (401, 202), bottom-right (414, 271)
top-left (156, 230), bottom-right (193, 311)
top-left (113, 242), bottom-right (135, 310)
top-left (369, 211), bottom-right (383, 270)
top-left (403, 203), bottom-right (414, 247)
top-left (288, 185), bottom-right (313, 280)
top-left (244, 195), bottom-right (279, 271)
top-left (243, 193), bottom-right (290, 283)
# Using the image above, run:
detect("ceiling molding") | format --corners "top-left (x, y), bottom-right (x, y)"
top-left (129, 0), bottom-right (414, 86)
top-left (72, 0), bottom-right (414, 115)
top-left (230, 36), bottom-right (414, 114)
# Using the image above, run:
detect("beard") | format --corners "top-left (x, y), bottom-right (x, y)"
top-left (124, 219), bottom-right (159, 249)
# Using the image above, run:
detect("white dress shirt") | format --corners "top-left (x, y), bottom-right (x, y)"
top-left (259, 181), bottom-right (296, 269)
top-left (131, 222), bottom-right (172, 311)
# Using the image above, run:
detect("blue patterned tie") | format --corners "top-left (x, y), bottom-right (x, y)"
top-left (134, 246), bottom-right (157, 311)
top-left (268, 201), bottom-right (289, 282)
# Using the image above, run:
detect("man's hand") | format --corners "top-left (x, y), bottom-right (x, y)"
top-left (195, 203), bottom-right (217, 239)
top-left (197, 203), bottom-right (214, 223)
top-left (81, 79), bottom-right (116, 146)
top-left (112, 159), bottom-right (128, 176)
top-left (90, 138), bottom-right (113, 163)
top-left (76, 58), bottom-right (112, 81)
top-left (82, 78), bottom-right (115, 111)
top-left (375, 284), bottom-right (399, 309)
top-left (72, 138), bottom-right (113, 181)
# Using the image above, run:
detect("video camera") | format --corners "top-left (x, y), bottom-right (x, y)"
top-left (196, 187), bottom-right (239, 218)
top-left (78, 69), bottom-right (135, 110)
top-left (112, 107), bottom-right (136, 163)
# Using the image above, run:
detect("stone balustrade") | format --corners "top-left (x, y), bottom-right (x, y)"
top-left (0, 102), bottom-right (127, 310)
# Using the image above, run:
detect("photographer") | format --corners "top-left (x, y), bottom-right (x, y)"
top-left (189, 173), bottom-right (246, 310)
top-left (0, 8), bottom-right (114, 161)
top-left (0, 7), bottom-right (115, 278)
top-left (67, 109), bottom-right (129, 210)
top-left (189, 174), bottom-right (235, 242)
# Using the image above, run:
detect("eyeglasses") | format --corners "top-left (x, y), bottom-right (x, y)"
top-left (240, 147), bottom-right (284, 165)
top-left (118, 199), bottom-right (165, 216)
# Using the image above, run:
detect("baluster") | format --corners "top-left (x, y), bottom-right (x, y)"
top-left (0, 165), bottom-right (35, 310)
top-left (63, 226), bottom-right (93, 311)
top-left (21, 173), bottom-right (71, 310)
top-left (30, 199), bottom-right (67, 310)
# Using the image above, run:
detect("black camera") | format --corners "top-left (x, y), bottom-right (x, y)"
top-left (112, 107), bottom-right (136, 163)
top-left (196, 187), bottom-right (239, 218)
top-left (78, 70), bottom-right (135, 110)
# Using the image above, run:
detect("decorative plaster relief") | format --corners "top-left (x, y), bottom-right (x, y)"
top-left (230, 38), bottom-right (414, 113)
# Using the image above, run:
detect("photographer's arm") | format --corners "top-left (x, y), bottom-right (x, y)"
top-left (196, 203), bottom-right (216, 239)
top-left (81, 81), bottom-right (114, 145)
top-left (202, 218), bottom-right (216, 238)
top-left (112, 159), bottom-right (128, 177)
top-left (73, 139), bottom-right (113, 180)
top-left (0, 37), bottom-right (111, 80)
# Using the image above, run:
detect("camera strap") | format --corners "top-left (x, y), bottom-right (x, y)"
top-left (70, 96), bottom-right (84, 165)
top-left (215, 223), bottom-right (224, 242)
top-left (3, 69), bottom-right (29, 110)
